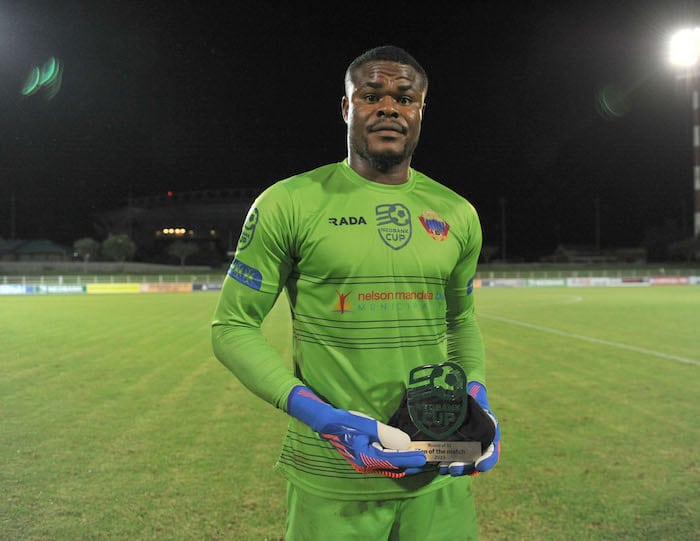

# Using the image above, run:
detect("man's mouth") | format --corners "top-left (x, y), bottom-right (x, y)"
top-left (369, 123), bottom-right (405, 135)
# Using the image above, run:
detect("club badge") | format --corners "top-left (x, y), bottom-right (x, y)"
top-left (418, 210), bottom-right (450, 241)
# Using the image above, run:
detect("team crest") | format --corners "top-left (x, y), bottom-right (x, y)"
top-left (419, 210), bottom-right (449, 241)
top-left (376, 203), bottom-right (412, 250)
top-left (406, 362), bottom-right (468, 440)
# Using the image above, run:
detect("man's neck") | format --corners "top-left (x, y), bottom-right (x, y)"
top-left (347, 155), bottom-right (411, 185)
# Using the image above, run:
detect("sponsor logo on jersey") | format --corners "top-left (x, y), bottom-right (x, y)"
top-left (332, 289), bottom-right (446, 314)
top-left (238, 207), bottom-right (259, 250)
top-left (419, 210), bottom-right (450, 241)
top-left (357, 290), bottom-right (436, 301)
top-left (328, 216), bottom-right (367, 226)
top-left (228, 258), bottom-right (263, 290)
top-left (376, 203), bottom-right (411, 250)
top-left (467, 277), bottom-right (474, 295)
top-left (333, 290), bottom-right (352, 314)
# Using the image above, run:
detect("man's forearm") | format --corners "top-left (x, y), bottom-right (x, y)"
top-left (211, 322), bottom-right (301, 410)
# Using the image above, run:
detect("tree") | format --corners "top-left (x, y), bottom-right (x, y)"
top-left (101, 234), bottom-right (136, 263)
top-left (73, 237), bottom-right (100, 263)
top-left (167, 240), bottom-right (198, 266)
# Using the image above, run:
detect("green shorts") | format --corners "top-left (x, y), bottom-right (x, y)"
top-left (284, 477), bottom-right (477, 541)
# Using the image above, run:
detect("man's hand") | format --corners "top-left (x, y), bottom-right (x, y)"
top-left (439, 381), bottom-right (501, 476)
top-left (287, 386), bottom-right (427, 478)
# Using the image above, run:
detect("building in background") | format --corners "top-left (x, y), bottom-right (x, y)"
top-left (95, 188), bottom-right (258, 265)
top-left (0, 239), bottom-right (71, 262)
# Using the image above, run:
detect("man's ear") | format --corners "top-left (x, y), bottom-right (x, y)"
top-left (341, 95), bottom-right (349, 123)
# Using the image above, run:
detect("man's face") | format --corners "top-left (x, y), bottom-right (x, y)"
top-left (342, 60), bottom-right (427, 171)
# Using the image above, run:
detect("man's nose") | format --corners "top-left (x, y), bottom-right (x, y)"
top-left (377, 96), bottom-right (399, 117)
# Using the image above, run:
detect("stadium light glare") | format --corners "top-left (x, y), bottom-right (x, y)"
top-left (670, 27), bottom-right (700, 237)
top-left (670, 28), bottom-right (700, 68)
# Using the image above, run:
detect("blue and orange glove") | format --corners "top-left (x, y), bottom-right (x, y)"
top-left (287, 385), bottom-right (427, 478)
top-left (439, 381), bottom-right (501, 476)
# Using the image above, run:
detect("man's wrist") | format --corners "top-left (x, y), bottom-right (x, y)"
top-left (287, 385), bottom-right (333, 432)
top-left (467, 381), bottom-right (490, 410)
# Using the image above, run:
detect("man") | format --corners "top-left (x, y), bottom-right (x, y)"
top-left (211, 45), bottom-right (500, 540)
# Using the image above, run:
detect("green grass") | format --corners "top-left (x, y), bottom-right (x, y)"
top-left (475, 287), bottom-right (700, 540)
top-left (1, 287), bottom-right (698, 540)
top-left (1, 293), bottom-right (291, 540)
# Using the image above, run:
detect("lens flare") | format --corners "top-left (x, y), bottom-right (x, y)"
top-left (21, 67), bottom-right (41, 96)
top-left (20, 57), bottom-right (64, 100)
top-left (595, 84), bottom-right (631, 120)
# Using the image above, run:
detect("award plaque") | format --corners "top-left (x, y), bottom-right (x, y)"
top-left (388, 362), bottom-right (495, 463)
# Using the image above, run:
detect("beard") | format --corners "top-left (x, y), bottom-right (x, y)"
top-left (350, 134), bottom-right (418, 172)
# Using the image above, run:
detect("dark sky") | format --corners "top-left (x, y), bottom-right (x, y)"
top-left (2, 1), bottom-right (699, 259)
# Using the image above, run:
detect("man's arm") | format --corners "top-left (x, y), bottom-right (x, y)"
top-left (446, 305), bottom-right (486, 385)
top-left (441, 204), bottom-right (500, 476)
top-left (445, 202), bottom-right (485, 383)
top-left (211, 275), bottom-right (301, 410)
top-left (211, 182), bottom-right (304, 410)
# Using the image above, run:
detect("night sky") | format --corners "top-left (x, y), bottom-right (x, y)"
top-left (2, 1), bottom-right (699, 259)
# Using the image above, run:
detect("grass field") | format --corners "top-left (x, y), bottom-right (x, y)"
top-left (1, 286), bottom-right (698, 540)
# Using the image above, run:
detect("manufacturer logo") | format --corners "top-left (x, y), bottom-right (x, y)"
top-left (376, 203), bottom-right (411, 250)
top-left (238, 207), bottom-right (259, 250)
top-left (333, 290), bottom-right (352, 314)
top-left (329, 216), bottom-right (367, 226)
top-left (419, 210), bottom-right (450, 241)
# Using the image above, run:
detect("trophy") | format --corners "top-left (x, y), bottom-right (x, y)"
top-left (388, 362), bottom-right (495, 463)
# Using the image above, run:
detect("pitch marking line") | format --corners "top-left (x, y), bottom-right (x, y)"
top-left (479, 313), bottom-right (700, 367)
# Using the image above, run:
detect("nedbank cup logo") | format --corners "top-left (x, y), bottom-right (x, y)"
top-left (389, 362), bottom-right (495, 462)
top-left (238, 207), bottom-right (259, 251)
top-left (376, 203), bottom-right (411, 250)
top-left (406, 362), bottom-right (468, 440)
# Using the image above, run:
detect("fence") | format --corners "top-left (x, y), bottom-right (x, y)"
top-left (476, 266), bottom-right (700, 280)
top-left (0, 273), bottom-right (221, 286)
top-left (1, 266), bottom-right (700, 287)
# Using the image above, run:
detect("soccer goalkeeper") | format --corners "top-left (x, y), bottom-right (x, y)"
top-left (211, 45), bottom-right (500, 541)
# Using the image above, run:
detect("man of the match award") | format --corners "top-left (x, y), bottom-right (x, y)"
top-left (388, 362), bottom-right (495, 464)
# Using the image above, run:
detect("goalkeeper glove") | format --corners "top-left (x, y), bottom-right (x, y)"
top-left (439, 381), bottom-right (501, 477)
top-left (287, 385), bottom-right (427, 478)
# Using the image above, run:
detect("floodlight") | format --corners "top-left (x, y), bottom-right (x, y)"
top-left (669, 27), bottom-right (700, 236)
top-left (670, 28), bottom-right (700, 68)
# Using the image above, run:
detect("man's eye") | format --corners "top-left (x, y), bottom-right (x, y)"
top-left (365, 94), bottom-right (378, 103)
top-left (398, 96), bottom-right (413, 105)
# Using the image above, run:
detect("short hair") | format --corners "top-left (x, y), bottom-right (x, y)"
top-left (344, 45), bottom-right (428, 93)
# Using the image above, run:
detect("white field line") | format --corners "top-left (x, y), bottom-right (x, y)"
top-left (479, 313), bottom-right (700, 367)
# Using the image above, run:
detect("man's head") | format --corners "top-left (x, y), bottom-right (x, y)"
top-left (342, 45), bottom-right (428, 180)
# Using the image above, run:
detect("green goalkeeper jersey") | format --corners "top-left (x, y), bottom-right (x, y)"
top-left (212, 160), bottom-right (486, 500)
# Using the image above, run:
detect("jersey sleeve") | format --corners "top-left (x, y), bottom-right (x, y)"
top-left (211, 182), bottom-right (302, 410)
top-left (445, 200), bottom-right (486, 385)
